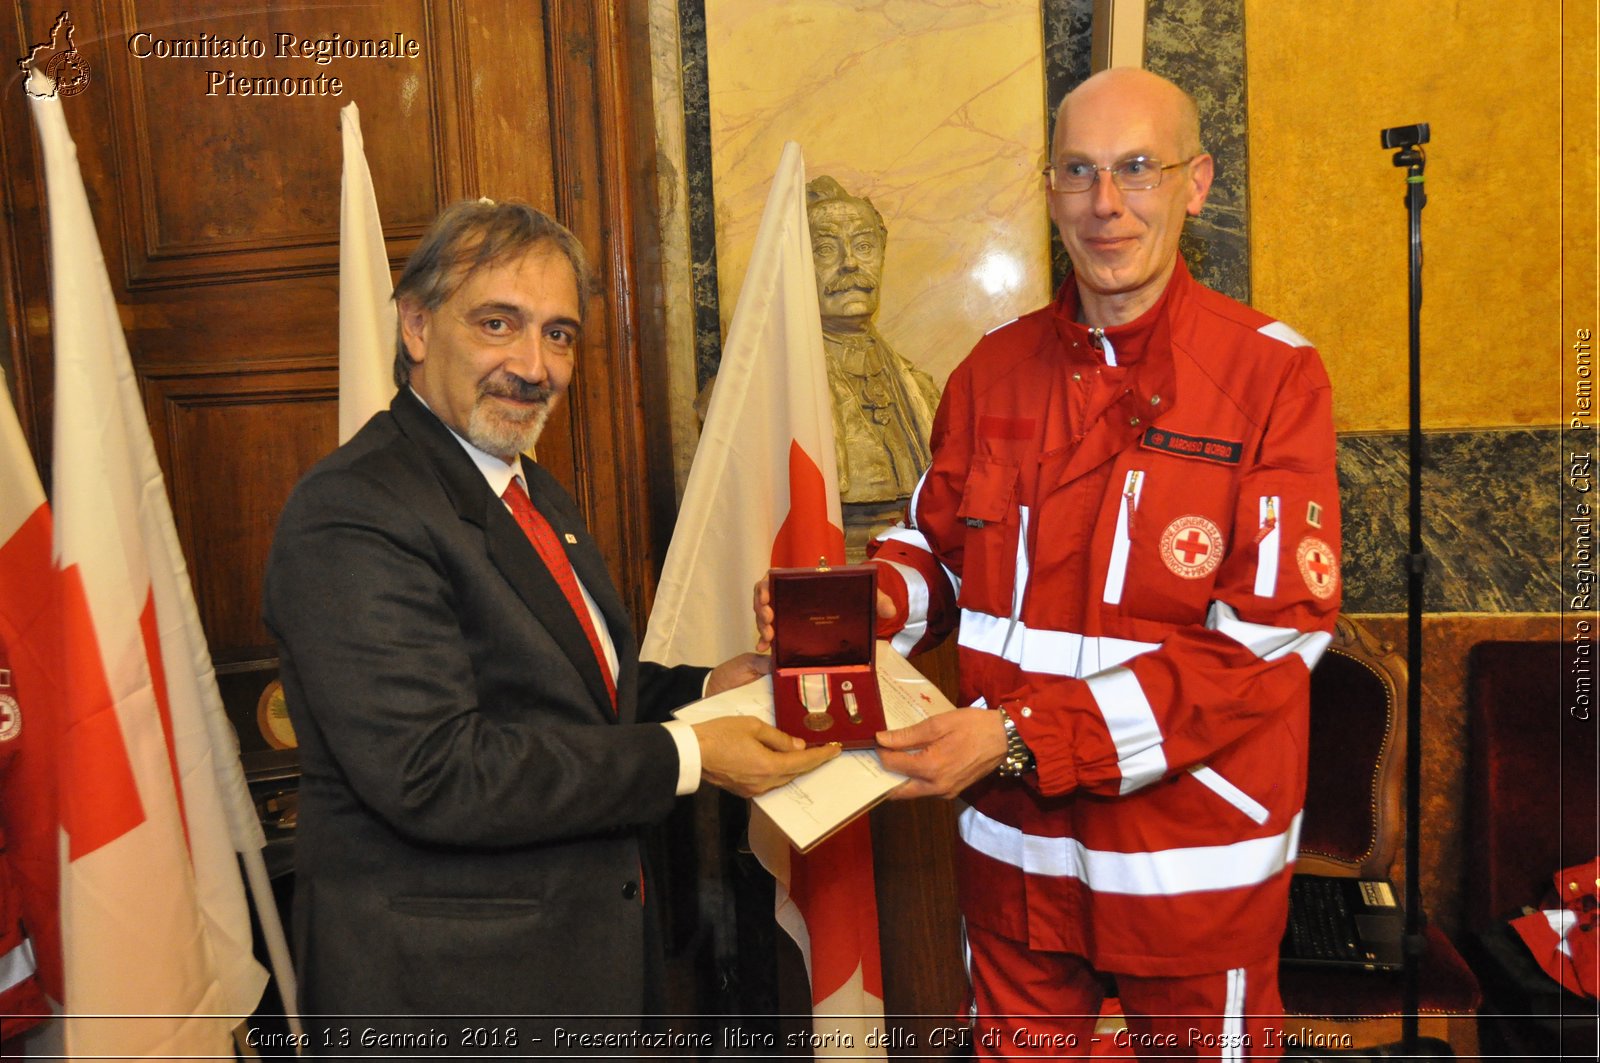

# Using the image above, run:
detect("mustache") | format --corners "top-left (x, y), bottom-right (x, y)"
top-left (478, 376), bottom-right (554, 405)
top-left (823, 277), bottom-right (879, 295)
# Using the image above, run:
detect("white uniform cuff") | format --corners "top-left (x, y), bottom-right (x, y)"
top-left (662, 718), bottom-right (702, 795)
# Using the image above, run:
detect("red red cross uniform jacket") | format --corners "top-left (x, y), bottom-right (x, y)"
top-left (0, 817), bottom-right (48, 1038)
top-left (871, 260), bottom-right (1342, 976)
top-left (0, 690), bottom-right (48, 1036)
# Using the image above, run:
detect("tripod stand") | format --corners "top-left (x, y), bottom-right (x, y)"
top-left (1380, 119), bottom-right (1430, 1057)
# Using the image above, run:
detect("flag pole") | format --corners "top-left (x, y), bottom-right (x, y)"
top-left (241, 847), bottom-right (303, 1043)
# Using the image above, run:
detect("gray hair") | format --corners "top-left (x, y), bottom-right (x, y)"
top-left (391, 199), bottom-right (594, 387)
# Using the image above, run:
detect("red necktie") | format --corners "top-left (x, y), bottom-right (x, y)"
top-left (502, 478), bottom-right (618, 712)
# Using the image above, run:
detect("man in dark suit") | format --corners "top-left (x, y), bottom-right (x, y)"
top-left (264, 200), bottom-right (833, 1045)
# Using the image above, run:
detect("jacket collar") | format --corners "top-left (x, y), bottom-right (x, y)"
top-left (1042, 258), bottom-right (1190, 485)
top-left (388, 388), bottom-right (632, 722)
top-left (1049, 255), bottom-right (1192, 367)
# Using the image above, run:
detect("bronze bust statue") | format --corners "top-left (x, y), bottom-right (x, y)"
top-left (694, 177), bottom-right (941, 557)
top-left (805, 176), bottom-right (941, 553)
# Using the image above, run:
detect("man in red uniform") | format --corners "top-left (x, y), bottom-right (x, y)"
top-left (869, 68), bottom-right (1341, 1058)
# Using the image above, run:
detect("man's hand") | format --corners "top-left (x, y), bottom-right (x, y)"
top-left (692, 715), bottom-right (840, 797)
top-left (706, 651), bottom-right (772, 696)
top-left (753, 576), bottom-right (897, 653)
top-left (753, 577), bottom-right (775, 652)
top-left (876, 708), bottom-right (1009, 800)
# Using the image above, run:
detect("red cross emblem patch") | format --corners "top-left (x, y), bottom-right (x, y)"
top-left (0, 692), bottom-right (19, 743)
top-left (1296, 536), bottom-right (1339, 599)
top-left (1159, 515), bottom-right (1224, 579)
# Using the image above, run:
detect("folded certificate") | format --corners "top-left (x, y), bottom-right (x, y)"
top-left (673, 642), bottom-right (954, 851)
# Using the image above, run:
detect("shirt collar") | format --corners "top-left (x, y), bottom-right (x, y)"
top-left (409, 387), bottom-right (526, 498)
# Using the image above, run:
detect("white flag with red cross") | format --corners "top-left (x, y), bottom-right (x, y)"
top-left (641, 140), bottom-right (886, 1055)
top-left (29, 87), bottom-right (268, 1057)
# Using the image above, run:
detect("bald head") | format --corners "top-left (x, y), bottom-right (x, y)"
top-left (1045, 67), bottom-right (1214, 325)
top-left (1054, 68), bottom-right (1202, 161)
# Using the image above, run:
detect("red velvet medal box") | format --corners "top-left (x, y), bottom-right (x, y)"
top-left (769, 564), bottom-right (884, 748)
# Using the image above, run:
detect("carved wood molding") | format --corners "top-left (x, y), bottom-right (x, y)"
top-left (142, 361), bottom-right (339, 653)
top-left (104, 0), bottom-right (440, 289)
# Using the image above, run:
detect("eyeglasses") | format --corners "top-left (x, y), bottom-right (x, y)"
top-left (1043, 155), bottom-right (1197, 193)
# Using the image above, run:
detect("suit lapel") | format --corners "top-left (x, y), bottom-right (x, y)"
top-left (389, 390), bottom-right (618, 720)
top-left (522, 461), bottom-right (640, 724)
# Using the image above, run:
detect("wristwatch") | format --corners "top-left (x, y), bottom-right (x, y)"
top-left (995, 706), bottom-right (1036, 778)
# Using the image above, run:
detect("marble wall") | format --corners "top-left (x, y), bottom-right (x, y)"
top-left (1243, 2), bottom-right (1579, 617)
top-left (1245, 0), bottom-right (1570, 433)
top-left (1145, 0), bottom-right (1249, 304)
top-left (1041, 0), bottom-right (1093, 290)
top-left (660, 0), bottom-right (1257, 489)
top-left (648, 0), bottom-right (703, 497)
top-left (657, 0), bottom-right (1063, 492)
top-left (701, 0), bottom-right (1053, 394)
top-left (1339, 429), bottom-right (1562, 614)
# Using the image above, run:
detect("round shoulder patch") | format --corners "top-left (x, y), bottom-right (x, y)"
top-left (1159, 515), bottom-right (1225, 579)
top-left (1296, 536), bottom-right (1340, 599)
top-left (0, 692), bottom-right (20, 743)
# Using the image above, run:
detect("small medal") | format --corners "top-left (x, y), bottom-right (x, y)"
top-left (800, 673), bottom-right (834, 732)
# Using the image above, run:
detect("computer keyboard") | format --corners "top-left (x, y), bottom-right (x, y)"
top-left (1286, 874), bottom-right (1362, 961)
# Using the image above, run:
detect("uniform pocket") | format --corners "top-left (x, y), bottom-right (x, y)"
top-left (955, 459), bottom-right (1021, 618)
top-left (957, 458), bottom-right (1019, 526)
top-left (1114, 459), bottom-right (1236, 625)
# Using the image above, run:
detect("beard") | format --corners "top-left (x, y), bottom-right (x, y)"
top-left (467, 374), bottom-right (557, 459)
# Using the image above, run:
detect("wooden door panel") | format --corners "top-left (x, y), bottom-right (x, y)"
top-left (107, 2), bottom-right (441, 285)
top-left (142, 362), bottom-right (337, 660)
top-left (1, 0), bottom-right (656, 662)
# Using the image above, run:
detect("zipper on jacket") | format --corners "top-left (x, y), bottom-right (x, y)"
top-left (1253, 495), bottom-right (1280, 598)
top-left (1102, 470), bottom-right (1143, 605)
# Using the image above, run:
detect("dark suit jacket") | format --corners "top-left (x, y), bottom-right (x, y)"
top-left (263, 389), bottom-right (706, 1028)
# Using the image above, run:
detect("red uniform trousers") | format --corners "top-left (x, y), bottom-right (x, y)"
top-left (968, 923), bottom-right (1286, 1060)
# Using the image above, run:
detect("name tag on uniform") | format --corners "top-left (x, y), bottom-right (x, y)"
top-left (1140, 428), bottom-right (1243, 466)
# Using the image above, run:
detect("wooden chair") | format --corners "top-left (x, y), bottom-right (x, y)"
top-left (1278, 616), bottom-right (1481, 1056)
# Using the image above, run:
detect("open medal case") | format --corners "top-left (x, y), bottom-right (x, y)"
top-left (769, 563), bottom-right (885, 748)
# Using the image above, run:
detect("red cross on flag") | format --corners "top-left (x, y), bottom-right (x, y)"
top-left (642, 141), bottom-right (884, 1056)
